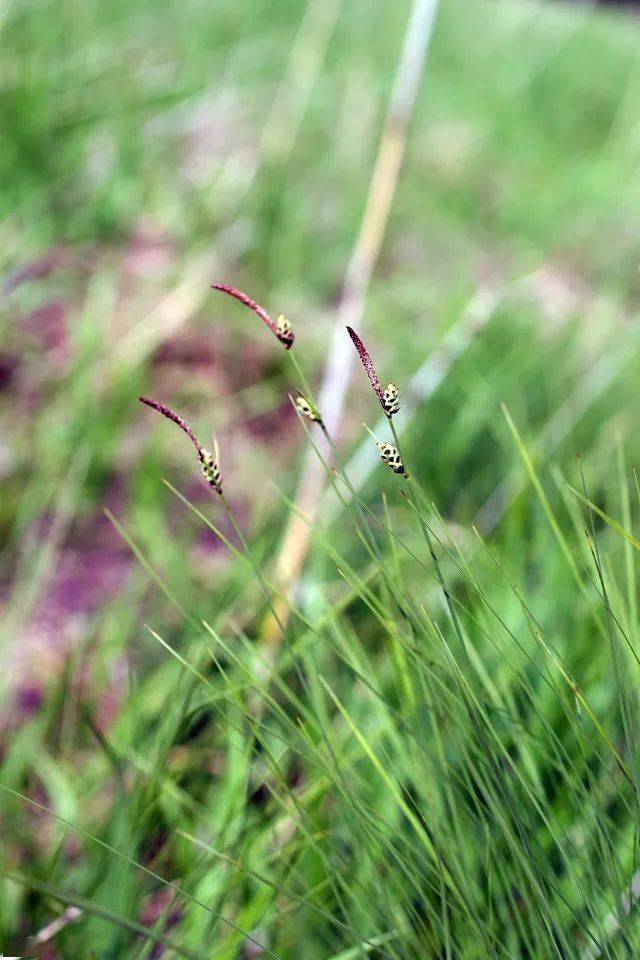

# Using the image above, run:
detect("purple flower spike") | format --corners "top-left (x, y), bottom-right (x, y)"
top-left (139, 397), bottom-right (223, 493)
top-left (211, 283), bottom-right (294, 349)
top-left (346, 326), bottom-right (401, 418)
top-left (347, 325), bottom-right (383, 400)
top-left (139, 396), bottom-right (204, 460)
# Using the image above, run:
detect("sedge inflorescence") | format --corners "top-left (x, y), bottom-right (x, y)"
top-left (211, 283), bottom-right (295, 349)
top-left (139, 396), bottom-right (223, 495)
top-left (377, 441), bottom-right (407, 477)
top-left (382, 382), bottom-right (400, 416)
top-left (199, 446), bottom-right (223, 494)
top-left (346, 325), bottom-right (408, 478)
top-left (346, 325), bottom-right (401, 419)
top-left (294, 394), bottom-right (323, 425)
top-left (141, 284), bottom-right (412, 494)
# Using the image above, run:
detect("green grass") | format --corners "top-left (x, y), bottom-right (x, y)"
top-left (3, 0), bottom-right (640, 956)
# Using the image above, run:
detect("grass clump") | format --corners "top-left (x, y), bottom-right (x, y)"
top-left (7, 299), bottom-right (640, 958)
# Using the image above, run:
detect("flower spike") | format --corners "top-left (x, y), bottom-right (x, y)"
top-left (200, 434), bottom-right (223, 494)
top-left (362, 421), bottom-right (408, 478)
top-left (347, 326), bottom-right (382, 401)
top-left (211, 283), bottom-right (295, 349)
top-left (139, 396), bottom-right (223, 494)
top-left (377, 441), bottom-right (407, 476)
top-left (346, 326), bottom-right (400, 417)
top-left (294, 392), bottom-right (323, 426)
top-left (139, 397), bottom-right (203, 458)
top-left (382, 382), bottom-right (400, 416)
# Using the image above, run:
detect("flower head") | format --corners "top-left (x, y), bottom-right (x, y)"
top-left (275, 314), bottom-right (294, 349)
top-left (346, 326), bottom-right (400, 417)
top-left (377, 441), bottom-right (407, 477)
top-left (211, 283), bottom-right (295, 349)
top-left (382, 382), bottom-right (400, 416)
top-left (139, 396), bottom-right (223, 494)
top-left (362, 420), bottom-right (408, 477)
top-left (199, 441), bottom-right (223, 494)
top-left (294, 393), bottom-right (323, 425)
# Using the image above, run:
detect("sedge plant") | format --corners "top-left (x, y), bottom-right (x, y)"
top-left (4, 286), bottom-right (640, 960)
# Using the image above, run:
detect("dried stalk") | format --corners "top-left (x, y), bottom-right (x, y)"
top-left (263, 0), bottom-right (440, 643)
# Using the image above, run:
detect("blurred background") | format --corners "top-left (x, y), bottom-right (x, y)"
top-left (3, 0), bottom-right (640, 953)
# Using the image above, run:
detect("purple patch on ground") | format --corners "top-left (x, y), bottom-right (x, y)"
top-left (29, 498), bottom-right (132, 632)
top-left (53, 549), bottom-right (127, 616)
top-left (23, 300), bottom-right (68, 353)
top-left (4, 485), bottom-right (134, 726)
top-left (245, 398), bottom-right (295, 440)
top-left (0, 353), bottom-right (18, 391)
top-left (149, 910), bottom-right (183, 960)
top-left (3, 247), bottom-right (65, 295)
top-left (17, 682), bottom-right (44, 716)
top-left (153, 336), bottom-right (217, 370)
top-left (141, 889), bottom-right (183, 959)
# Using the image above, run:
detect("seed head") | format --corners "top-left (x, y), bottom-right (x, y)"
top-left (294, 394), bottom-right (323, 425)
top-left (139, 396), bottom-right (223, 495)
top-left (275, 314), bottom-right (295, 350)
top-left (200, 446), bottom-right (223, 494)
top-left (382, 382), bottom-right (400, 417)
top-left (377, 441), bottom-right (407, 477)
top-left (347, 326), bottom-right (400, 417)
top-left (211, 283), bottom-right (295, 350)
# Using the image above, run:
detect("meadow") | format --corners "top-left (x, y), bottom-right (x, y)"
top-left (3, 0), bottom-right (640, 956)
